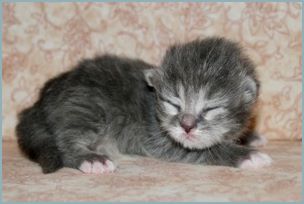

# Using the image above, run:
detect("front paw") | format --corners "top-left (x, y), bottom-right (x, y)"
top-left (78, 154), bottom-right (116, 174)
top-left (79, 160), bottom-right (116, 174)
top-left (238, 152), bottom-right (272, 169)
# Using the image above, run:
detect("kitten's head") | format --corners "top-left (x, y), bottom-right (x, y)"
top-left (145, 37), bottom-right (259, 149)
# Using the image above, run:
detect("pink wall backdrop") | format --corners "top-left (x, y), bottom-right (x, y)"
top-left (3, 2), bottom-right (302, 140)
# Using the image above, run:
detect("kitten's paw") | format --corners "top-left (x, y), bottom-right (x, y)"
top-left (249, 135), bottom-right (268, 147)
top-left (78, 155), bottom-right (116, 174)
top-left (239, 152), bottom-right (272, 170)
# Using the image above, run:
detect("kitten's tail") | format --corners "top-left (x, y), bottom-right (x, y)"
top-left (16, 106), bottom-right (63, 173)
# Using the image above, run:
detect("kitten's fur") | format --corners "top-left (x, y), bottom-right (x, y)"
top-left (16, 37), bottom-right (271, 174)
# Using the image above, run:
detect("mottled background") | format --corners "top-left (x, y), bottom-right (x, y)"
top-left (3, 2), bottom-right (302, 141)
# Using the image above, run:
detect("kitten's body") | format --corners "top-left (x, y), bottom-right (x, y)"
top-left (16, 37), bottom-right (271, 174)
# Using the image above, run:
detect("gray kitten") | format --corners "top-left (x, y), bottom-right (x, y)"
top-left (16, 37), bottom-right (271, 174)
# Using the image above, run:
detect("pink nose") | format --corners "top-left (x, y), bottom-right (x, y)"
top-left (180, 114), bottom-right (196, 133)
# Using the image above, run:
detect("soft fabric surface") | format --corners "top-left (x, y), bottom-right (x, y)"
top-left (3, 140), bottom-right (301, 202)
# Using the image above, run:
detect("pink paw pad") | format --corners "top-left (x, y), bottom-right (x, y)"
top-left (239, 152), bottom-right (272, 170)
top-left (79, 160), bottom-right (116, 174)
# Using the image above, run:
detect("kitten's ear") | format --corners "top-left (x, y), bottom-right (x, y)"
top-left (243, 76), bottom-right (259, 103)
top-left (143, 68), bottom-right (162, 87)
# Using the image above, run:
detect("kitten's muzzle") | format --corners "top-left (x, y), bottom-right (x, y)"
top-left (180, 114), bottom-right (197, 133)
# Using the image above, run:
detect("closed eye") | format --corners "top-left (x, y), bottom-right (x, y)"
top-left (203, 106), bottom-right (221, 113)
top-left (162, 99), bottom-right (180, 111)
top-left (159, 95), bottom-right (181, 112)
top-left (202, 106), bottom-right (226, 120)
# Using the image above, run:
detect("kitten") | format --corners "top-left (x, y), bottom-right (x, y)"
top-left (16, 37), bottom-right (271, 174)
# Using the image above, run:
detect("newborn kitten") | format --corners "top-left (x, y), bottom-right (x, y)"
top-left (16, 37), bottom-right (271, 174)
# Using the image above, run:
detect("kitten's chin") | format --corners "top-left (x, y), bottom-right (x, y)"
top-left (166, 127), bottom-right (216, 150)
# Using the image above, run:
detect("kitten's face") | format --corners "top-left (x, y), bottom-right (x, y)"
top-left (155, 84), bottom-right (239, 149)
top-left (145, 38), bottom-right (259, 149)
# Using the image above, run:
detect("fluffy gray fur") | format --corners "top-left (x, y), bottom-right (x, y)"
top-left (16, 37), bottom-right (261, 173)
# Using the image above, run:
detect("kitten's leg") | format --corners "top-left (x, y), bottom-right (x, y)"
top-left (56, 130), bottom-right (117, 174)
top-left (148, 141), bottom-right (271, 169)
top-left (239, 131), bottom-right (268, 147)
top-left (62, 147), bottom-right (117, 174)
top-left (48, 92), bottom-right (121, 174)
top-left (191, 143), bottom-right (271, 169)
